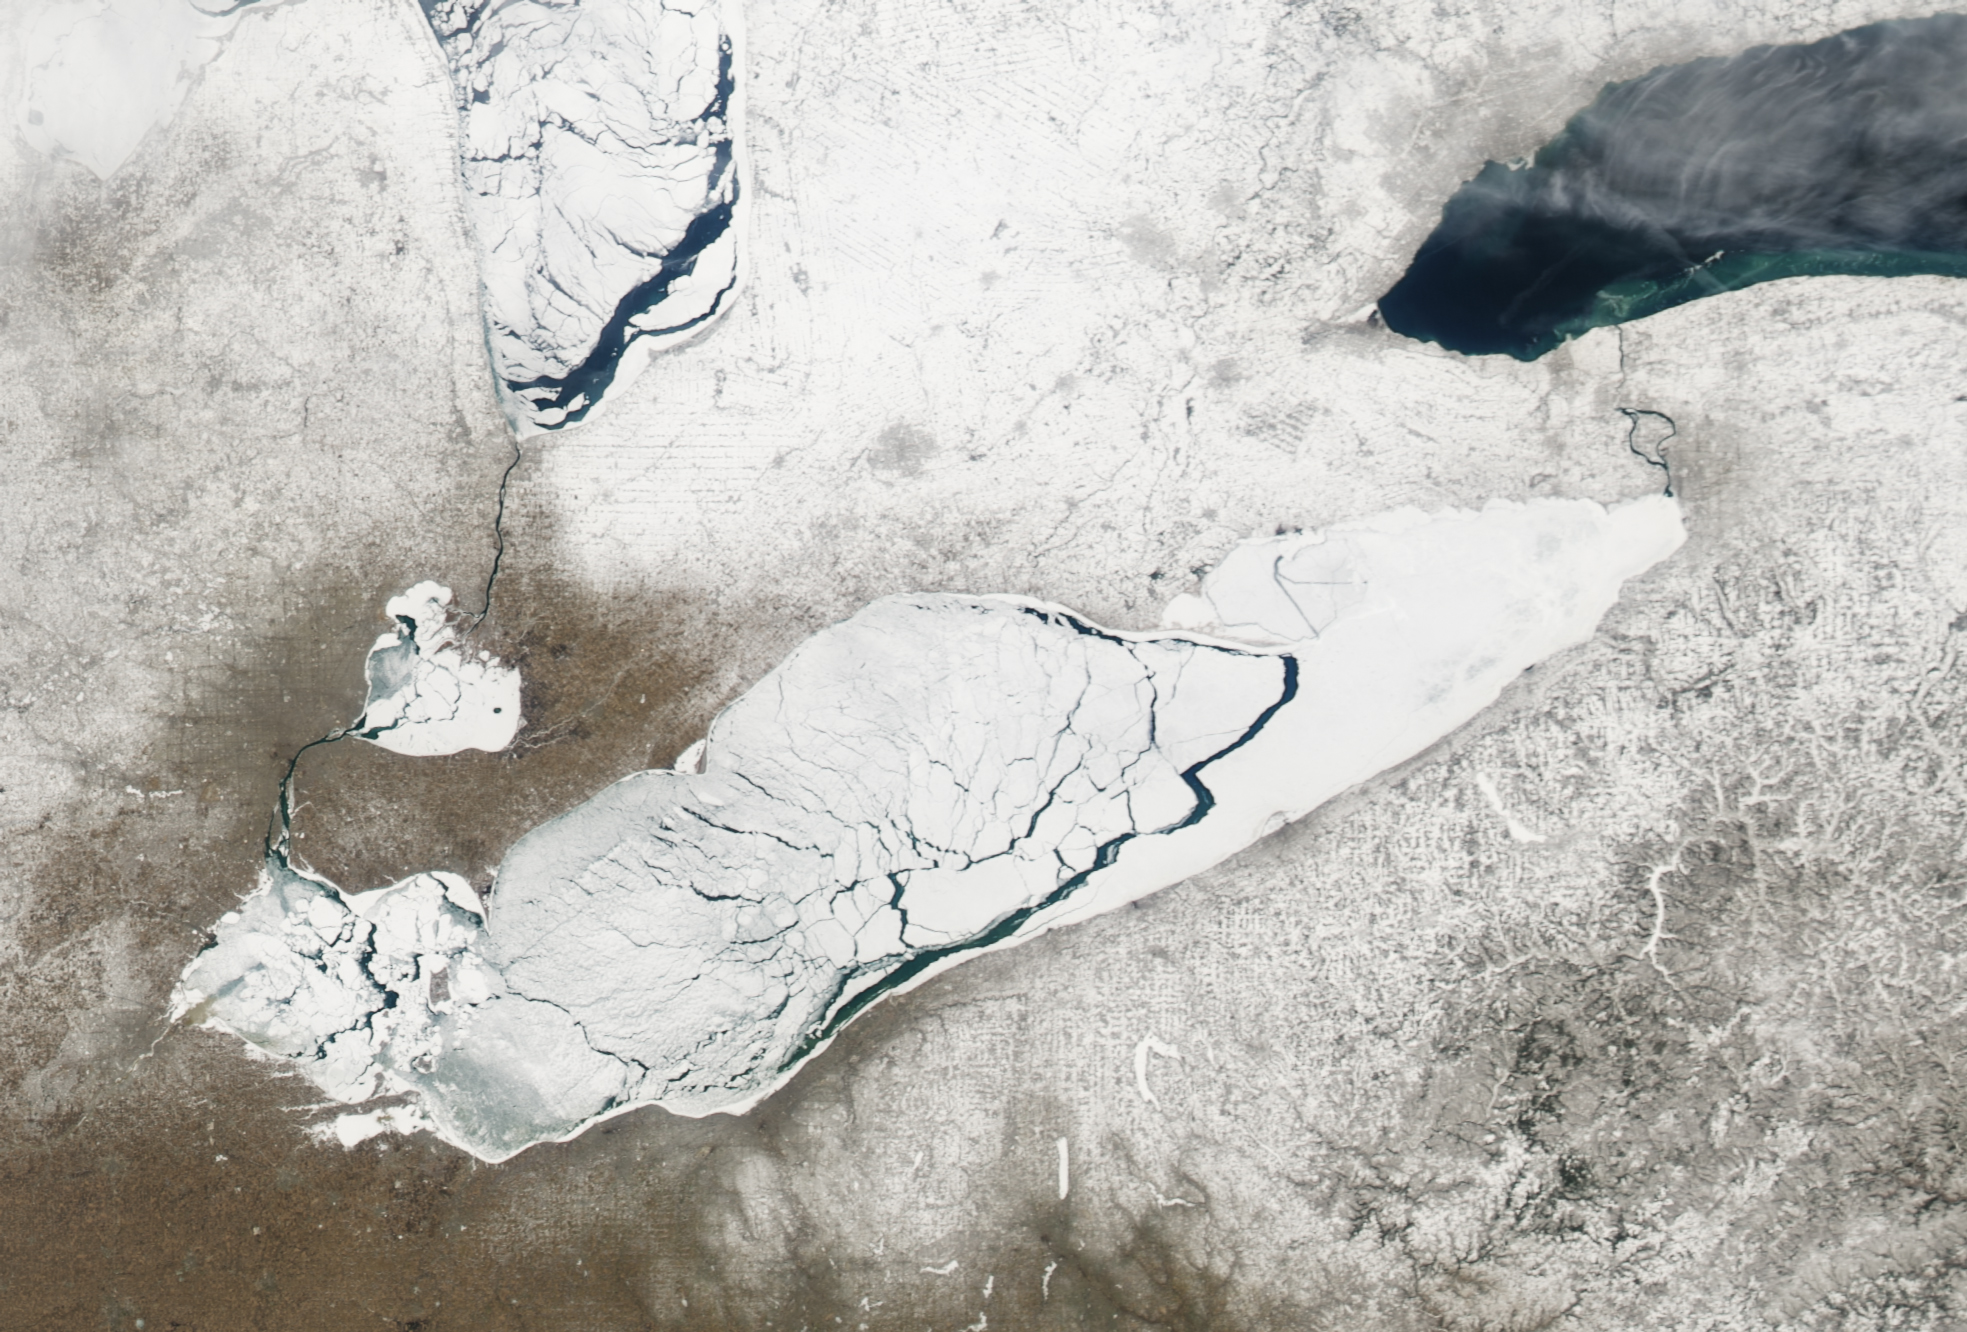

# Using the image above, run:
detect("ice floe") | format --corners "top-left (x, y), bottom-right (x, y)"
top-left (352, 581), bottom-right (521, 757)
top-left (421, 0), bottom-right (742, 432)
top-left (176, 495), bottom-right (1683, 1160)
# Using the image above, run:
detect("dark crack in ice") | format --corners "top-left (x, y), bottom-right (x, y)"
top-left (177, 498), bottom-right (1684, 1160)
top-left (421, 0), bottom-right (743, 431)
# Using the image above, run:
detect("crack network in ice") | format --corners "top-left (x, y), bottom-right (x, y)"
top-left (176, 495), bottom-right (1685, 1161)
top-left (422, 0), bottom-right (743, 431)
top-left (351, 581), bottom-right (522, 758)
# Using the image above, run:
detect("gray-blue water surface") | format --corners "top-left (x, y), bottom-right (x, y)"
top-left (1378, 15), bottom-right (1967, 359)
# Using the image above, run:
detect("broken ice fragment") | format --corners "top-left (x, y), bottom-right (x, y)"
top-left (178, 496), bottom-right (1684, 1162)
top-left (420, 0), bottom-right (743, 433)
top-left (352, 581), bottom-right (521, 757)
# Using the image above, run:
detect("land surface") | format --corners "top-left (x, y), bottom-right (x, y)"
top-left (5, 0), bottom-right (1967, 1327)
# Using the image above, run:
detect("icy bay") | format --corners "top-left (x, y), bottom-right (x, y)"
top-left (421, 0), bottom-right (742, 431)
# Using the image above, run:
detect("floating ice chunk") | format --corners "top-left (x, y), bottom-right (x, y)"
top-left (180, 869), bottom-right (462, 1103)
top-left (352, 582), bottom-right (521, 757)
top-left (17, 0), bottom-right (270, 179)
top-left (176, 863), bottom-right (632, 1157)
top-left (421, 0), bottom-right (743, 432)
top-left (182, 496), bottom-right (1683, 1161)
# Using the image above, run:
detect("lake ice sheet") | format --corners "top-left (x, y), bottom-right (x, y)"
top-left (20, 0), bottom-right (741, 430)
top-left (176, 495), bottom-right (1684, 1161)
top-left (422, 0), bottom-right (742, 432)
top-left (17, 0), bottom-right (272, 179)
top-left (349, 582), bottom-right (521, 758)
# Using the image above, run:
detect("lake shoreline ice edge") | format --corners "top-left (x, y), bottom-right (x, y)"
top-left (175, 493), bottom-right (1685, 1162)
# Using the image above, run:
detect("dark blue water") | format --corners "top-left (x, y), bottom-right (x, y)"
top-left (502, 39), bottom-right (740, 428)
top-left (419, 0), bottom-right (740, 429)
top-left (1378, 15), bottom-right (1967, 359)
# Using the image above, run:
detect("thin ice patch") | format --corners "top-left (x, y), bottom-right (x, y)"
top-left (353, 582), bottom-right (521, 757)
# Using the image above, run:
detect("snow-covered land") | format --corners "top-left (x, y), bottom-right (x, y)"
top-left (175, 494), bottom-right (1683, 1161)
top-left (19, 0), bottom-right (740, 429)
top-left (16, 0), bottom-right (274, 178)
top-left (351, 581), bottom-right (521, 757)
top-left (422, 0), bottom-right (742, 432)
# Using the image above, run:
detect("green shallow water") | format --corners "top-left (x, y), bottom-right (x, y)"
top-left (1555, 248), bottom-right (1967, 348)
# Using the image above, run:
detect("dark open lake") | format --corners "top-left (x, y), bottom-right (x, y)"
top-left (1378, 15), bottom-right (1967, 359)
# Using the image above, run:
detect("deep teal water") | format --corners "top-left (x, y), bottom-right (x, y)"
top-left (1379, 16), bottom-right (1967, 358)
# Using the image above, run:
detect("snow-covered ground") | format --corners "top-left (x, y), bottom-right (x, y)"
top-left (11, 0), bottom-right (1967, 1321)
